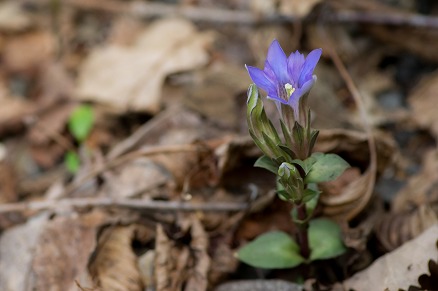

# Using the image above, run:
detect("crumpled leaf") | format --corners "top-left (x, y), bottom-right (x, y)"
top-left (409, 71), bottom-right (438, 138)
top-left (278, 0), bottom-right (322, 18)
top-left (155, 217), bottom-right (210, 291)
top-left (0, 213), bottom-right (49, 291)
top-left (32, 211), bottom-right (107, 291)
top-left (89, 225), bottom-right (143, 291)
top-left (76, 18), bottom-right (212, 114)
top-left (344, 224), bottom-right (438, 290)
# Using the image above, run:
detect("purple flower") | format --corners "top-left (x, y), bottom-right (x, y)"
top-left (246, 40), bottom-right (322, 119)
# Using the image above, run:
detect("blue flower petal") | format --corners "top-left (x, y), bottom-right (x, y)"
top-left (289, 77), bottom-right (316, 108)
top-left (298, 48), bottom-right (322, 87)
top-left (266, 40), bottom-right (289, 84)
top-left (267, 95), bottom-right (288, 105)
top-left (246, 65), bottom-right (276, 93)
top-left (263, 61), bottom-right (277, 84)
top-left (287, 51), bottom-right (305, 86)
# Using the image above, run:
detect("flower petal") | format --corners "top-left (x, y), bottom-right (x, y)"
top-left (289, 77), bottom-right (316, 108)
top-left (287, 51), bottom-right (305, 85)
top-left (246, 65), bottom-right (276, 93)
top-left (266, 40), bottom-right (289, 84)
top-left (298, 48), bottom-right (322, 87)
top-left (263, 61), bottom-right (277, 84)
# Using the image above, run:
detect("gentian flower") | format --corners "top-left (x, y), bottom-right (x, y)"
top-left (246, 40), bottom-right (322, 121)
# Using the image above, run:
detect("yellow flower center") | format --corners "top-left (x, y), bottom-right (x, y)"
top-left (285, 83), bottom-right (295, 98)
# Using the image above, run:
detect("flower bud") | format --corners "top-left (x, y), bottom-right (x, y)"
top-left (277, 162), bottom-right (304, 202)
top-left (247, 84), bottom-right (283, 159)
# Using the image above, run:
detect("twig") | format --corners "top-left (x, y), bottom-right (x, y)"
top-left (63, 144), bottom-right (205, 196)
top-left (0, 197), bottom-right (248, 214)
top-left (65, 0), bottom-right (438, 28)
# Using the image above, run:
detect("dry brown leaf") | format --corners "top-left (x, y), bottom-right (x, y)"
top-left (32, 211), bottom-right (107, 291)
top-left (100, 157), bottom-right (171, 199)
top-left (344, 224), bottom-right (438, 291)
top-left (184, 218), bottom-right (210, 291)
top-left (409, 71), bottom-right (438, 138)
top-left (392, 149), bottom-right (438, 212)
top-left (155, 224), bottom-right (189, 291)
top-left (279, 0), bottom-right (322, 17)
top-left (375, 204), bottom-right (438, 251)
top-left (90, 225), bottom-right (143, 291)
top-left (315, 129), bottom-right (395, 221)
top-left (0, 213), bottom-right (49, 291)
top-left (76, 18), bottom-right (212, 114)
top-left (0, 1), bottom-right (33, 32)
top-left (183, 63), bottom-right (249, 129)
top-left (155, 217), bottom-right (211, 291)
top-left (3, 31), bottom-right (55, 73)
top-left (0, 96), bottom-right (35, 136)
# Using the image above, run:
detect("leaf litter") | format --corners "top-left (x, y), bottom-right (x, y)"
top-left (0, 0), bottom-right (438, 290)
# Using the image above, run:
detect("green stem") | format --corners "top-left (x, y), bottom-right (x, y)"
top-left (296, 203), bottom-right (310, 259)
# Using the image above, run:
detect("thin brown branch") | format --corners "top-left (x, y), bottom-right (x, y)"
top-left (65, 0), bottom-right (438, 28)
top-left (0, 197), bottom-right (248, 214)
top-left (63, 144), bottom-right (205, 196)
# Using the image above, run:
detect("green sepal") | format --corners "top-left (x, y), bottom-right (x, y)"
top-left (280, 119), bottom-right (293, 149)
top-left (304, 152), bottom-right (350, 184)
top-left (308, 130), bottom-right (319, 154)
top-left (236, 231), bottom-right (305, 269)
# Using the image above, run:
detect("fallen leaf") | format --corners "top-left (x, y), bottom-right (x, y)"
top-left (76, 18), bottom-right (212, 114)
top-left (278, 0), bottom-right (322, 18)
top-left (0, 1), bottom-right (32, 32)
top-left (3, 31), bottom-right (55, 73)
top-left (392, 149), bottom-right (438, 212)
top-left (344, 224), bottom-right (438, 291)
top-left (32, 211), bottom-right (107, 291)
top-left (409, 71), bottom-right (438, 138)
top-left (155, 217), bottom-right (211, 291)
top-left (0, 213), bottom-right (49, 291)
top-left (89, 225), bottom-right (143, 291)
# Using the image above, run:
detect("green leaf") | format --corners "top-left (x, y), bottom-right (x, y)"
top-left (237, 231), bottom-right (305, 269)
top-left (65, 150), bottom-right (80, 173)
top-left (305, 153), bottom-right (350, 183)
top-left (68, 104), bottom-right (94, 142)
top-left (254, 155), bottom-right (278, 174)
top-left (309, 218), bottom-right (347, 261)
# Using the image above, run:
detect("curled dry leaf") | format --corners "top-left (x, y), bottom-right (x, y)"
top-left (375, 148), bottom-right (438, 251)
top-left (344, 224), bottom-right (438, 291)
top-left (89, 225), bottom-right (143, 291)
top-left (76, 18), bottom-right (212, 114)
top-left (155, 217), bottom-right (210, 291)
top-left (375, 204), bottom-right (438, 252)
top-left (392, 149), bottom-right (438, 212)
top-left (409, 71), bottom-right (438, 138)
top-left (314, 129), bottom-right (395, 221)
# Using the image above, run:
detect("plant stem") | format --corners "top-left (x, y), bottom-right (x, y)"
top-left (296, 203), bottom-right (310, 259)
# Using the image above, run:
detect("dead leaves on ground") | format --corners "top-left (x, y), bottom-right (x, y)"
top-left (2, 0), bottom-right (438, 290)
